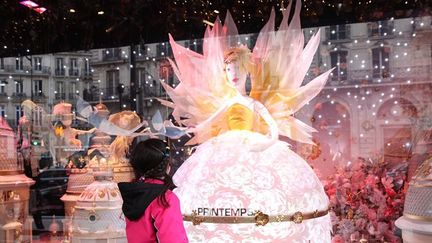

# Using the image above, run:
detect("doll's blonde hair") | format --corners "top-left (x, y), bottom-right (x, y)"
top-left (223, 45), bottom-right (252, 74)
top-left (108, 111), bottom-right (141, 164)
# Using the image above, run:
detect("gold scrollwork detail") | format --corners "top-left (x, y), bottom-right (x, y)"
top-left (190, 210), bottom-right (204, 226)
top-left (313, 210), bottom-right (319, 218)
top-left (110, 189), bottom-right (118, 197)
top-left (254, 211), bottom-right (270, 226)
top-left (292, 211), bottom-right (303, 224)
top-left (98, 190), bottom-right (106, 198)
top-left (1, 190), bottom-right (17, 202)
top-left (14, 228), bottom-right (22, 240)
top-left (275, 215), bottom-right (286, 222)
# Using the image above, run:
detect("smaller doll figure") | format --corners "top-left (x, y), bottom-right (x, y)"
top-left (108, 111), bottom-right (141, 165)
top-left (17, 116), bottom-right (31, 176)
top-left (51, 102), bottom-right (95, 166)
top-left (87, 103), bottom-right (112, 159)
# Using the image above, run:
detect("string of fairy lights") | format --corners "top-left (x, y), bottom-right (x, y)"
top-left (295, 16), bottom-right (430, 160)
top-left (2, 14), bottom-right (429, 108)
top-left (1, 0), bottom-right (430, 57)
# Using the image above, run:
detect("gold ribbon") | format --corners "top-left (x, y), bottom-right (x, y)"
top-left (408, 183), bottom-right (432, 188)
top-left (183, 209), bottom-right (329, 226)
top-left (403, 213), bottom-right (432, 222)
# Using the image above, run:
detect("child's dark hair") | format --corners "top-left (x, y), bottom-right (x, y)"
top-left (130, 138), bottom-right (176, 208)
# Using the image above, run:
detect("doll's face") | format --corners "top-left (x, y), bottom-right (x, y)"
top-left (52, 114), bottom-right (72, 127)
top-left (62, 118), bottom-right (72, 127)
top-left (118, 116), bottom-right (131, 129)
top-left (225, 61), bottom-right (247, 92)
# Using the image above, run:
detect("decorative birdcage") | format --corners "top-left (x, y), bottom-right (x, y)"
top-left (0, 117), bottom-right (34, 242)
top-left (396, 156), bottom-right (432, 243)
top-left (69, 170), bottom-right (126, 243)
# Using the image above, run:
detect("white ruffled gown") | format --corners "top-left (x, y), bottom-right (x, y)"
top-left (173, 130), bottom-right (331, 243)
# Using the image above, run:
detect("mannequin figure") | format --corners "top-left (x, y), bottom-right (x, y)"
top-left (17, 116), bottom-right (31, 176)
top-left (161, 1), bottom-right (334, 242)
top-left (87, 103), bottom-right (112, 159)
top-left (189, 46), bottom-right (279, 150)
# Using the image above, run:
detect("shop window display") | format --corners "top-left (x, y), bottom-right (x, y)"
top-left (0, 2), bottom-right (429, 243)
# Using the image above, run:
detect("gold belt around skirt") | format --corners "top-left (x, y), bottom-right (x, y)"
top-left (183, 209), bottom-right (329, 226)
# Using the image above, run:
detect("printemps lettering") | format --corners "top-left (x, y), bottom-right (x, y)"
top-left (195, 208), bottom-right (255, 217)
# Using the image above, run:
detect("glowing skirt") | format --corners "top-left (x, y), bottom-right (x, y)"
top-left (174, 130), bottom-right (331, 243)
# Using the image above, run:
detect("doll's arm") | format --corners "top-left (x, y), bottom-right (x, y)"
top-left (251, 101), bottom-right (279, 151)
top-left (188, 101), bottom-right (230, 133)
top-left (73, 127), bottom-right (96, 135)
top-left (190, 94), bottom-right (256, 134)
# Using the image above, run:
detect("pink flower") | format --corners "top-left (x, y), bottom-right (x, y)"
top-left (377, 205), bottom-right (386, 219)
top-left (365, 174), bottom-right (377, 186)
top-left (386, 187), bottom-right (396, 197)
top-left (324, 156), bottom-right (407, 242)
top-left (330, 211), bottom-right (339, 226)
top-left (367, 209), bottom-right (377, 221)
top-left (381, 177), bottom-right (393, 189)
top-left (338, 219), bottom-right (356, 239)
top-left (355, 218), bottom-right (367, 229)
top-left (384, 207), bottom-right (395, 218)
top-left (352, 162), bottom-right (363, 171)
top-left (369, 188), bottom-right (386, 205)
top-left (332, 234), bottom-right (345, 243)
top-left (342, 182), bottom-right (351, 188)
top-left (358, 204), bottom-right (369, 216)
top-left (350, 232), bottom-right (360, 242)
top-left (327, 187), bottom-right (337, 196)
top-left (377, 222), bottom-right (389, 235)
top-left (330, 195), bottom-right (338, 205)
top-left (367, 224), bottom-right (376, 235)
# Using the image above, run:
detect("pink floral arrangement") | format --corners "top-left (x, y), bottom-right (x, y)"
top-left (324, 157), bottom-right (408, 242)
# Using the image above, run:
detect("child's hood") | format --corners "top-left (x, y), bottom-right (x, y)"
top-left (118, 181), bottom-right (164, 221)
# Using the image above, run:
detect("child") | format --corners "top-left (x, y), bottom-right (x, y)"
top-left (118, 138), bottom-right (188, 243)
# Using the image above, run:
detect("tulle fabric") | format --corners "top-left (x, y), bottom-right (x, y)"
top-left (162, 0), bottom-right (333, 145)
top-left (174, 130), bottom-right (331, 242)
top-left (249, 0), bottom-right (333, 144)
